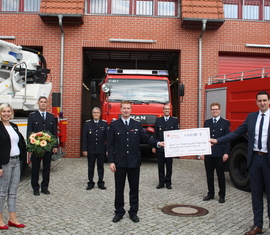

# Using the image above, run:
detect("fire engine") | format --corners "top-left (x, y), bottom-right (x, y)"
top-left (93, 68), bottom-right (184, 140)
top-left (205, 67), bottom-right (270, 191)
top-left (0, 39), bottom-right (66, 170)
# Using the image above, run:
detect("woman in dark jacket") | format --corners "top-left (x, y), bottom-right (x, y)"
top-left (0, 103), bottom-right (26, 230)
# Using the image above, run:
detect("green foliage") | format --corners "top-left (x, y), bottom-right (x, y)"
top-left (26, 131), bottom-right (57, 157)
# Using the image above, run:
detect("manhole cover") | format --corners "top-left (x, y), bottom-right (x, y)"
top-left (161, 204), bottom-right (208, 217)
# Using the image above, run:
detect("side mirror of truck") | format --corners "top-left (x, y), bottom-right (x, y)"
top-left (90, 81), bottom-right (97, 99)
top-left (102, 83), bottom-right (111, 93)
top-left (179, 82), bottom-right (184, 103)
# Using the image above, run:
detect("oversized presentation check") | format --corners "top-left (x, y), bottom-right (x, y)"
top-left (164, 128), bottom-right (212, 158)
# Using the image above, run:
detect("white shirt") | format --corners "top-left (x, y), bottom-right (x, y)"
top-left (121, 117), bottom-right (130, 125)
top-left (254, 109), bottom-right (269, 152)
top-left (39, 110), bottom-right (46, 120)
top-left (213, 116), bottom-right (220, 123)
top-left (5, 126), bottom-right (20, 156)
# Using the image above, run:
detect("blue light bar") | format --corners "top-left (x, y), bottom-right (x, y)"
top-left (157, 70), bottom-right (169, 76)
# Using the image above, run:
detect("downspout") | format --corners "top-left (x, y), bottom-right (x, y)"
top-left (198, 19), bottom-right (207, 128)
top-left (58, 14), bottom-right (64, 112)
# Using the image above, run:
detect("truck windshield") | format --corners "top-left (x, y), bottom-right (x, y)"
top-left (107, 79), bottom-right (169, 103)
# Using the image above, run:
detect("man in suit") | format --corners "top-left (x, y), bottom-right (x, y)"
top-left (108, 100), bottom-right (164, 223)
top-left (202, 103), bottom-right (230, 203)
top-left (152, 104), bottom-right (179, 189)
top-left (210, 91), bottom-right (270, 235)
top-left (82, 107), bottom-right (108, 190)
top-left (27, 96), bottom-right (58, 196)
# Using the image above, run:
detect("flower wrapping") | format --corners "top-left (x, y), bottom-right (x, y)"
top-left (27, 131), bottom-right (57, 157)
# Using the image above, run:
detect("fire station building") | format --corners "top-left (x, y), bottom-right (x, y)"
top-left (1, 0), bottom-right (269, 158)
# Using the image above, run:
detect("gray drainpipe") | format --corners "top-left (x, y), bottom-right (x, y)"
top-left (198, 19), bottom-right (207, 128)
top-left (58, 14), bottom-right (64, 112)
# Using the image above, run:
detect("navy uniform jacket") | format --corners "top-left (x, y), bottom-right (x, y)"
top-left (217, 111), bottom-right (270, 168)
top-left (82, 119), bottom-right (108, 155)
top-left (153, 116), bottom-right (179, 152)
top-left (27, 111), bottom-right (57, 148)
top-left (204, 117), bottom-right (230, 157)
top-left (108, 118), bottom-right (158, 168)
top-left (0, 121), bottom-right (26, 169)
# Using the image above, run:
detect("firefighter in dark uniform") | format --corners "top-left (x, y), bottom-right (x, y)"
top-left (202, 102), bottom-right (230, 203)
top-left (27, 96), bottom-right (58, 196)
top-left (108, 100), bottom-right (164, 223)
top-left (152, 104), bottom-right (179, 189)
top-left (82, 107), bottom-right (108, 190)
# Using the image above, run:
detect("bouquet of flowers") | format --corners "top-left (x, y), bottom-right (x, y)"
top-left (27, 131), bottom-right (57, 157)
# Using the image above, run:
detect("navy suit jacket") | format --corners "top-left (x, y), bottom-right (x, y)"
top-left (153, 116), bottom-right (179, 152)
top-left (0, 121), bottom-right (26, 169)
top-left (204, 117), bottom-right (230, 157)
top-left (217, 111), bottom-right (270, 168)
top-left (27, 111), bottom-right (58, 148)
top-left (82, 119), bottom-right (108, 155)
top-left (108, 118), bottom-right (158, 168)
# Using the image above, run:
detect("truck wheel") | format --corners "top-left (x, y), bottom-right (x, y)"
top-left (228, 143), bottom-right (250, 191)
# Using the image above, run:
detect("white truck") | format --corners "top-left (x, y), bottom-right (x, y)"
top-left (0, 39), bottom-right (64, 170)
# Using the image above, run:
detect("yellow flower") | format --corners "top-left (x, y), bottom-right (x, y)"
top-left (40, 140), bottom-right (47, 147)
top-left (29, 133), bottom-right (36, 139)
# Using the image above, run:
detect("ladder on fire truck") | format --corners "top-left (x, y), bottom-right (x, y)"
top-left (208, 67), bottom-right (270, 85)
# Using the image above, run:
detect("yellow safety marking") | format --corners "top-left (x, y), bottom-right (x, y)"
top-left (17, 123), bottom-right (27, 126)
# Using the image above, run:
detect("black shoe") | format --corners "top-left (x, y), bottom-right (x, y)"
top-left (156, 184), bottom-right (164, 189)
top-left (130, 215), bottom-right (140, 223)
top-left (41, 189), bottom-right (50, 194)
top-left (86, 185), bottom-right (94, 190)
top-left (98, 185), bottom-right (107, 190)
top-left (219, 198), bottom-right (225, 203)
top-left (203, 195), bottom-right (214, 201)
top-left (166, 185), bottom-right (172, 189)
top-left (33, 191), bottom-right (40, 196)
top-left (112, 215), bottom-right (123, 223)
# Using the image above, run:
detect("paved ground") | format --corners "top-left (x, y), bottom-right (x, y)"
top-left (1, 157), bottom-right (270, 235)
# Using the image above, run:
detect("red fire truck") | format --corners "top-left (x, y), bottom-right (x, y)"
top-left (98, 68), bottom-right (183, 139)
top-left (205, 67), bottom-right (270, 191)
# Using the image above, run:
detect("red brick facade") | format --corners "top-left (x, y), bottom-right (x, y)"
top-left (1, 6), bottom-right (269, 158)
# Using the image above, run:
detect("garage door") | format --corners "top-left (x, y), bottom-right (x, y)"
top-left (218, 54), bottom-right (270, 75)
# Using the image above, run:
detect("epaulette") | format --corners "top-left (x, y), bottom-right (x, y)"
top-left (29, 112), bottom-right (35, 115)
top-left (172, 116), bottom-right (178, 119)
top-left (86, 119), bottom-right (91, 122)
top-left (111, 118), bottom-right (117, 122)
top-left (102, 119), bottom-right (107, 122)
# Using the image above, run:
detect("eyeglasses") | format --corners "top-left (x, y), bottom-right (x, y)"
top-left (211, 109), bottom-right (220, 111)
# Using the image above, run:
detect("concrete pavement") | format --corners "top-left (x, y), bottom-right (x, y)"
top-left (1, 158), bottom-right (270, 235)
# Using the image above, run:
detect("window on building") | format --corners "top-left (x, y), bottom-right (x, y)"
top-left (87, 0), bottom-right (178, 16)
top-left (223, 0), bottom-right (270, 20)
top-left (1, 0), bottom-right (40, 12)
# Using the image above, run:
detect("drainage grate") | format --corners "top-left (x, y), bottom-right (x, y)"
top-left (161, 204), bottom-right (209, 217)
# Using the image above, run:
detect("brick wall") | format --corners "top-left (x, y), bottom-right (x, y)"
top-left (1, 13), bottom-right (269, 159)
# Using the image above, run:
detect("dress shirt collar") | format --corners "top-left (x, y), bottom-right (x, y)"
top-left (213, 116), bottom-right (220, 122)
top-left (121, 117), bottom-right (130, 125)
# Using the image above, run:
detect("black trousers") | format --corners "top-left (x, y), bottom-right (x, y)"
top-left (31, 151), bottom-right (52, 191)
top-left (204, 156), bottom-right (225, 198)
top-left (249, 153), bottom-right (270, 229)
top-left (87, 154), bottom-right (106, 187)
top-left (114, 167), bottom-right (140, 216)
top-left (157, 151), bottom-right (173, 186)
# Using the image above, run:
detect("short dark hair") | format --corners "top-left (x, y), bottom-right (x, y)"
top-left (256, 91), bottom-right (270, 100)
top-left (38, 96), bottom-right (48, 101)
